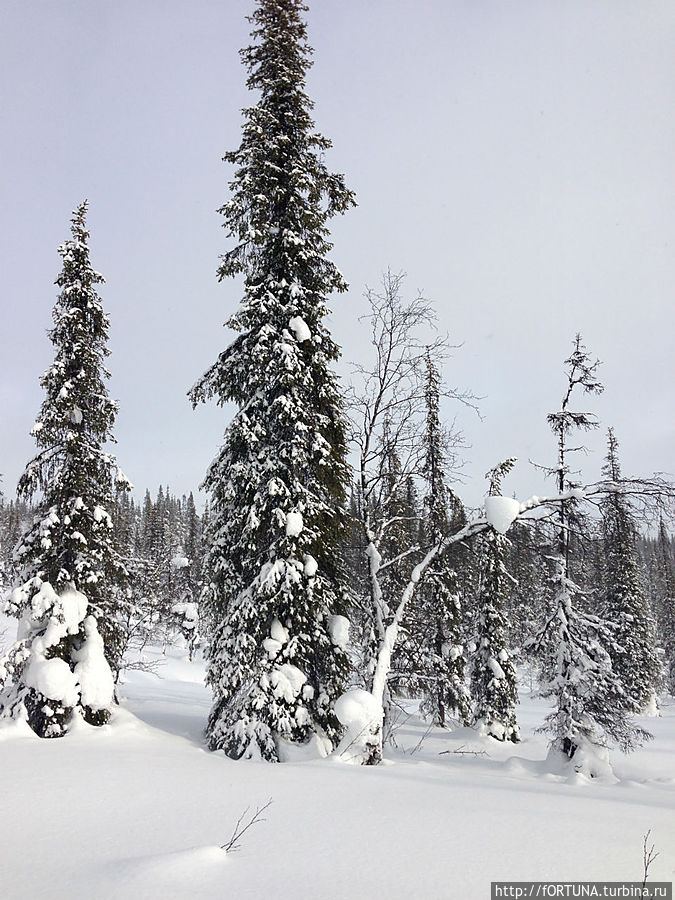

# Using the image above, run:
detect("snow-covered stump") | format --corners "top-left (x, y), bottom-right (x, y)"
top-left (546, 735), bottom-right (616, 782)
top-left (333, 689), bottom-right (384, 765)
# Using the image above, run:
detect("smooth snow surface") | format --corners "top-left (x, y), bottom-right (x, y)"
top-left (1, 626), bottom-right (674, 899)
top-left (484, 495), bottom-right (522, 534)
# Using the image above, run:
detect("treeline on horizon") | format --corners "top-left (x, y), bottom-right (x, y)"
top-left (2, 481), bottom-right (673, 680)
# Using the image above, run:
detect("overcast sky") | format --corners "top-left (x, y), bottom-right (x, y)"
top-left (1, 0), bottom-right (673, 511)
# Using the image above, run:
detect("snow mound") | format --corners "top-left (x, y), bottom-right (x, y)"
top-left (263, 618), bottom-right (288, 659)
top-left (270, 618), bottom-right (288, 644)
top-left (545, 740), bottom-right (618, 783)
top-left (112, 845), bottom-right (228, 898)
top-left (484, 495), bottom-right (521, 534)
top-left (335, 688), bottom-right (380, 730)
top-left (334, 689), bottom-right (383, 764)
top-left (20, 584), bottom-right (87, 646)
top-left (73, 615), bottom-right (115, 711)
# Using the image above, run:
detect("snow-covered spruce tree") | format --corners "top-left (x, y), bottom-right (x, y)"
top-left (0, 481), bottom-right (9, 591)
top-left (503, 519), bottom-right (549, 655)
top-left (0, 202), bottom-right (129, 737)
top-left (470, 460), bottom-right (520, 742)
top-left (652, 520), bottom-right (675, 695)
top-left (534, 336), bottom-right (648, 767)
top-left (189, 0), bottom-right (355, 761)
top-left (601, 429), bottom-right (662, 712)
top-left (535, 556), bottom-right (651, 767)
top-left (416, 351), bottom-right (470, 727)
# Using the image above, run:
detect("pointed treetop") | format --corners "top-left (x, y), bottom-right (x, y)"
top-left (603, 427), bottom-right (622, 483)
top-left (547, 334), bottom-right (604, 438)
top-left (485, 458), bottom-right (517, 497)
top-left (562, 333), bottom-right (604, 404)
top-left (72, 199), bottom-right (89, 229)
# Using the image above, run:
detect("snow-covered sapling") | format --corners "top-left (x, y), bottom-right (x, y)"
top-left (533, 336), bottom-right (649, 768)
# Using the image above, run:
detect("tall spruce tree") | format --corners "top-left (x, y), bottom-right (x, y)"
top-left (653, 519), bottom-right (675, 695)
top-left (0, 202), bottom-right (129, 737)
top-left (189, 0), bottom-right (356, 760)
top-left (601, 429), bottom-right (662, 712)
top-left (416, 351), bottom-right (470, 726)
top-left (0, 481), bottom-right (8, 591)
top-left (470, 459), bottom-right (520, 742)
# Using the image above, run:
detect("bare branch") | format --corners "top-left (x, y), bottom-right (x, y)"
top-left (221, 799), bottom-right (273, 853)
top-left (641, 829), bottom-right (659, 894)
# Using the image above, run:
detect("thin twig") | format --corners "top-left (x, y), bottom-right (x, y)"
top-left (641, 829), bottom-right (659, 896)
top-left (408, 721), bottom-right (434, 755)
top-left (439, 744), bottom-right (489, 758)
top-left (221, 799), bottom-right (273, 853)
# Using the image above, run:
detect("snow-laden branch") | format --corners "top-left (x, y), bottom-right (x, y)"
top-left (339, 472), bottom-right (674, 765)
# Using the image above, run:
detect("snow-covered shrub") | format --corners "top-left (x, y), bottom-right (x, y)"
top-left (0, 584), bottom-right (114, 735)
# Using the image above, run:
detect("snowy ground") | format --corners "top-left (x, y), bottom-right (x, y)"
top-left (1, 631), bottom-right (673, 899)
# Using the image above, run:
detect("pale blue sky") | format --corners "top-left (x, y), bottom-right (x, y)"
top-left (2, 0), bottom-right (673, 509)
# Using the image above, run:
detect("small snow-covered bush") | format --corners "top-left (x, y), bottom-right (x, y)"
top-left (0, 583), bottom-right (115, 736)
